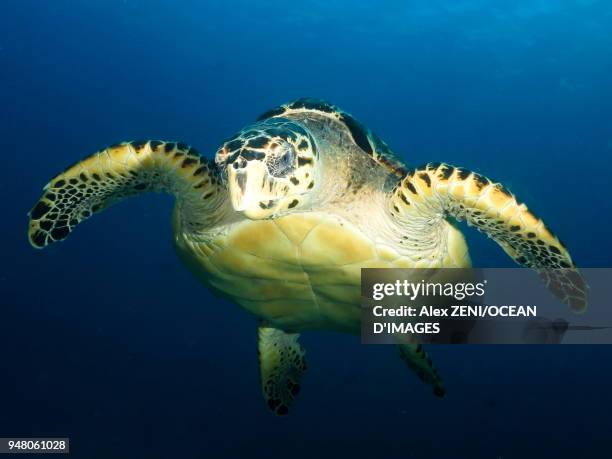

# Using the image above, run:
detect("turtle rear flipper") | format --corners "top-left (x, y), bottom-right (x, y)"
top-left (390, 163), bottom-right (588, 312)
top-left (258, 324), bottom-right (306, 415)
top-left (28, 141), bottom-right (227, 248)
top-left (398, 343), bottom-right (445, 398)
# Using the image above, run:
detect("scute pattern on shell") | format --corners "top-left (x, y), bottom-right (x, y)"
top-left (257, 98), bottom-right (408, 178)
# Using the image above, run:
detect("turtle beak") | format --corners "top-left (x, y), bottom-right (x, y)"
top-left (227, 161), bottom-right (271, 217)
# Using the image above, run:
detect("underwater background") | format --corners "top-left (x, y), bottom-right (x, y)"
top-left (1, 0), bottom-right (612, 457)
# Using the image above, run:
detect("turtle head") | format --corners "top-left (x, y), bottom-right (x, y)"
top-left (216, 118), bottom-right (318, 219)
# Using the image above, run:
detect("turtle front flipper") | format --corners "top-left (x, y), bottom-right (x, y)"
top-left (389, 163), bottom-right (587, 311)
top-left (28, 141), bottom-right (227, 248)
top-left (257, 324), bottom-right (306, 415)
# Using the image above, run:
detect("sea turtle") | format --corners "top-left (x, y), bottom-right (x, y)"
top-left (28, 98), bottom-right (586, 415)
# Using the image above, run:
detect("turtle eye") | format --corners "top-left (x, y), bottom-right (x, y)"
top-left (267, 144), bottom-right (295, 178)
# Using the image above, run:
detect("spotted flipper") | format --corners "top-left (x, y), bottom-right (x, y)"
top-left (257, 325), bottom-right (306, 415)
top-left (398, 343), bottom-right (445, 398)
top-left (28, 141), bottom-right (227, 248)
top-left (390, 163), bottom-right (587, 311)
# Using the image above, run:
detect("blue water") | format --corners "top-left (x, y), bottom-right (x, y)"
top-left (2, 1), bottom-right (612, 457)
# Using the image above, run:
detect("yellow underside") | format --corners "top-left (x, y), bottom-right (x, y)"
top-left (173, 211), bottom-right (471, 333)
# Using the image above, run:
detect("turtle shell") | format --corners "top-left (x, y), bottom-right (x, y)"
top-left (257, 98), bottom-right (408, 179)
